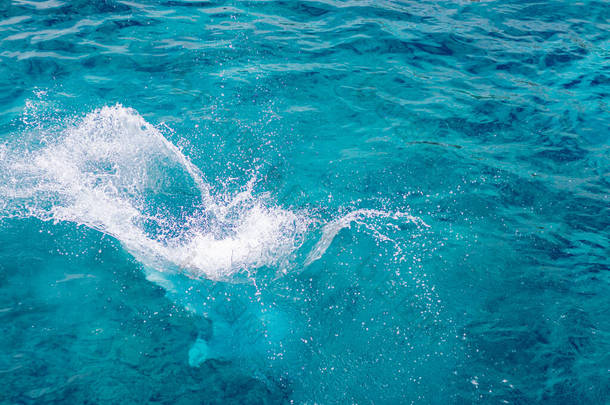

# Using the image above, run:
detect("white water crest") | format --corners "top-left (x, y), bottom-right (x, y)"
top-left (0, 104), bottom-right (309, 281)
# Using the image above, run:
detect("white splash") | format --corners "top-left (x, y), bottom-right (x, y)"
top-left (1, 103), bottom-right (429, 283)
top-left (0, 104), bottom-right (308, 281)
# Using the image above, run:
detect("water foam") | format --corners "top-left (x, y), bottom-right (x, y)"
top-left (0, 104), bottom-right (308, 281)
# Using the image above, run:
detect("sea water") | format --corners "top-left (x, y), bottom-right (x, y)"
top-left (0, 0), bottom-right (608, 403)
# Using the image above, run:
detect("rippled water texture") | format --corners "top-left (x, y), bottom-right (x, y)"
top-left (0, 0), bottom-right (609, 403)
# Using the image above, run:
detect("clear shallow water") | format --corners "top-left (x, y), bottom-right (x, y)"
top-left (0, 0), bottom-right (608, 403)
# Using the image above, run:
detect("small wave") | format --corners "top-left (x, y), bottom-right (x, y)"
top-left (305, 208), bottom-right (429, 266)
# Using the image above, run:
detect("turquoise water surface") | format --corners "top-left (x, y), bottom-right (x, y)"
top-left (0, 0), bottom-right (609, 403)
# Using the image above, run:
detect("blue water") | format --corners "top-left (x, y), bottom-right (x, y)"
top-left (0, 0), bottom-right (608, 403)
